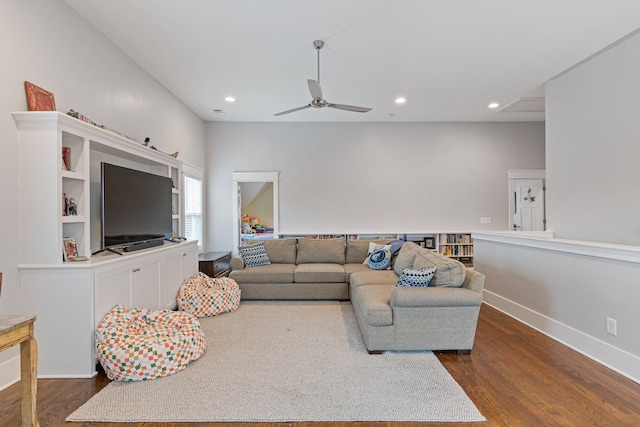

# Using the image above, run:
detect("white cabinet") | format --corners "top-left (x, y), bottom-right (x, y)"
top-left (14, 111), bottom-right (199, 378)
top-left (162, 245), bottom-right (198, 309)
top-left (21, 241), bottom-right (198, 378)
top-left (131, 259), bottom-right (162, 310)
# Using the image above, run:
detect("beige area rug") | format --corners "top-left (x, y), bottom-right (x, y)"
top-left (67, 301), bottom-right (484, 423)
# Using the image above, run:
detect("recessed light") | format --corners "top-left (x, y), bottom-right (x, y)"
top-left (395, 97), bottom-right (406, 104)
top-left (225, 96), bottom-right (235, 102)
top-left (488, 102), bottom-right (500, 109)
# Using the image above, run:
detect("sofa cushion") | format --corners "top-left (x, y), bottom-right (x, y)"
top-left (296, 238), bottom-right (345, 264)
top-left (393, 241), bottom-right (422, 276)
top-left (345, 238), bottom-right (394, 264)
top-left (412, 250), bottom-right (466, 288)
top-left (350, 270), bottom-right (399, 289)
top-left (229, 264), bottom-right (295, 284)
top-left (353, 285), bottom-right (393, 326)
top-left (264, 238), bottom-right (297, 264)
top-left (238, 242), bottom-right (270, 267)
top-left (343, 263), bottom-right (371, 282)
top-left (294, 264), bottom-right (346, 283)
top-left (396, 266), bottom-right (437, 287)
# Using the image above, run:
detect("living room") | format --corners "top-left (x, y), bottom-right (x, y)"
top-left (1, 0), bottom-right (640, 425)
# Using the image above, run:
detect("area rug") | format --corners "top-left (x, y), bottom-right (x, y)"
top-left (67, 301), bottom-right (484, 422)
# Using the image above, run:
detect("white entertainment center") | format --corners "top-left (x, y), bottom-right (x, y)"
top-left (14, 111), bottom-right (199, 378)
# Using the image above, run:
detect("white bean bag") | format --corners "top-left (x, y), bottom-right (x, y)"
top-left (95, 305), bottom-right (206, 381)
top-left (178, 272), bottom-right (241, 317)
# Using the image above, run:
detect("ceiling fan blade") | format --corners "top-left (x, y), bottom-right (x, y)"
top-left (307, 79), bottom-right (323, 100)
top-left (274, 104), bottom-right (312, 116)
top-left (327, 103), bottom-right (372, 113)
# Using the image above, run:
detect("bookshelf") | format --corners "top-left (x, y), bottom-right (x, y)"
top-left (438, 233), bottom-right (474, 267)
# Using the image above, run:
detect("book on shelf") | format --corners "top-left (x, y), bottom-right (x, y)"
top-left (62, 146), bottom-right (71, 171)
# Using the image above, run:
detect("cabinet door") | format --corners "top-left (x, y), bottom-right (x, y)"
top-left (131, 259), bottom-right (161, 310)
top-left (161, 244), bottom-right (199, 310)
top-left (181, 247), bottom-right (198, 280)
top-left (94, 268), bottom-right (131, 325)
top-left (162, 252), bottom-right (182, 309)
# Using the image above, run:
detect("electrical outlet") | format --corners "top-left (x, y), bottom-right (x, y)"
top-left (606, 317), bottom-right (617, 336)
top-left (480, 217), bottom-right (492, 224)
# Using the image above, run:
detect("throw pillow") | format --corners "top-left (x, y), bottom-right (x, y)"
top-left (238, 242), bottom-right (271, 267)
top-left (396, 266), bottom-right (437, 287)
top-left (368, 248), bottom-right (392, 270)
top-left (363, 242), bottom-right (391, 264)
top-left (387, 239), bottom-right (405, 255)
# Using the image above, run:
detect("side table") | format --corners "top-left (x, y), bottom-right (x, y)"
top-left (0, 315), bottom-right (39, 427)
top-left (199, 251), bottom-right (232, 278)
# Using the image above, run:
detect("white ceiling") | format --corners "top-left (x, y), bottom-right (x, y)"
top-left (64, 0), bottom-right (640, 123)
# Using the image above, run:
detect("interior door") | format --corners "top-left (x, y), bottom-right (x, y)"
top-left (514, 179), bottom-right (545, 231)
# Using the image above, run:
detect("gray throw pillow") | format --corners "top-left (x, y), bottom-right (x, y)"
top-left (238, 242), bottom-right (271, 267)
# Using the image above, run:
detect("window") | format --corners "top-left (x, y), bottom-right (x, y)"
top-left (183, 173), bottom-right (203, 248)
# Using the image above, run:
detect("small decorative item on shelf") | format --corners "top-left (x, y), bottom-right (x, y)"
top-left (62, 146), bottom-right (71, 171)
top-left (24, 81), bottom-right (56, 111)
top-left (66, 109), bottom-right (138, 143)
top-left (144, 137), bottom-right (179, 158)
top-left (62, 193), bottom-right (67, 216)
top-left (63, 237), bottom-right (78, 261)
top-left (67, 197), bottom-right (78, 216)
top-left (424, 237), bottom-right (435, 249)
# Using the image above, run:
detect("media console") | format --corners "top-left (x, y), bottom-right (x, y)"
top-left (20, 240), bottom-right (198, 378)
top-left (13, 111), bottom-right (194, 378)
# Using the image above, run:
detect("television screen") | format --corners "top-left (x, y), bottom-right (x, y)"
top-left (101, 163), bottom-right (173, 248)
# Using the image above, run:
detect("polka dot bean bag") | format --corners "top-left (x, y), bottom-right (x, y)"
top-left (96, 305), bottom-right (206, 381)
top-left (178, 272), bottom-right (241, 317)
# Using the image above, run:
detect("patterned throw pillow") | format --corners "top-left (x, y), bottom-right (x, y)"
top-left (238, 242), bottom-right (271, 267)
top-left (396, 266), bottom-right (437, 287)
top-left (368, 248), bottom-right (392, 270)
top-left (363, 242), bottom-right (391, 264)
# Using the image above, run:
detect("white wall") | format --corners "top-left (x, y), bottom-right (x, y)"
top-left (205, 121), bottom-right (545, 251)
top-left (474, 234), bottom-right (640, 383)
top-left (546, 30), bottom-right (640, 246)
top-left (0, 0), bottom-right (205, 389)
top-left (475, 30), bottom-right (640, 384)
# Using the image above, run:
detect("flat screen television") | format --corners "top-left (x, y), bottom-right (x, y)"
top-left (101, 163), bottom-right (173, 249)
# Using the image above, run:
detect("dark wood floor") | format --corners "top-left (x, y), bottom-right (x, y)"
top-left (1, 304), bottom-right (639, 427)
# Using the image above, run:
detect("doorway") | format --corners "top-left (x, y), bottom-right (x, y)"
top-left (232, 172), bottom-right (279, 253)
top-left (508, 170), bottom-right (546, 231)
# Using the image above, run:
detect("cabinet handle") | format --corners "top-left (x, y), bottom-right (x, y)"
top-left (132, 267), bottom-right (141, 273)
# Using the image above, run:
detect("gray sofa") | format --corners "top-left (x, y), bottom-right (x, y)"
top-left (230, 238), bottom-right (484, 353)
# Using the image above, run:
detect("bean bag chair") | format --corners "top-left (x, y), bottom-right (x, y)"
top-left (178, 272), bottom-right (241, 317)
top-left (95, 305), bottom-right (206, 381)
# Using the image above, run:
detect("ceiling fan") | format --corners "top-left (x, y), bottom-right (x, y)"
top-left (274, 40), bottom-right (372, 116)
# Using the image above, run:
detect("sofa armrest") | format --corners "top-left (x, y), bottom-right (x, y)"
top-left (462, 269), bottom-right (485, 292)
top-left (391, 286), bottom-right (482, 308)
top-left (230, 256), bottom-right (245, 271)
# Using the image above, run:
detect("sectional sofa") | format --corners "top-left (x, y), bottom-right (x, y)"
top-left (229, 238), bottom-right (485, 353)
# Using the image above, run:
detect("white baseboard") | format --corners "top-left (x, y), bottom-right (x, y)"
top-left (0, 355), bottom-right (20, 392)
top-left (483, 290), bottom-right (640, 385)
